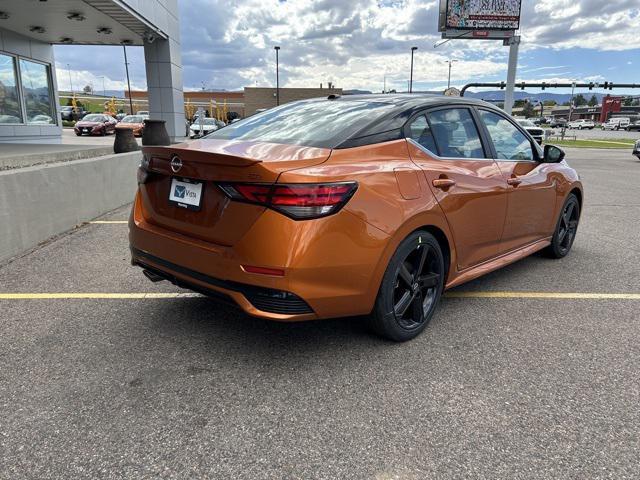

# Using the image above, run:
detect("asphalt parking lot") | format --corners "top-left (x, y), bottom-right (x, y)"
top-left (1, 147), bottom-right (639, 479)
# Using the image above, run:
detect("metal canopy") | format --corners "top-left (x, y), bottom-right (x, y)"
top-left (0, 0), bottom-right (167, 46)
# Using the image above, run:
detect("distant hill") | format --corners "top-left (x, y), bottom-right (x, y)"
top-left (464, 90), bottom-right (607, 104)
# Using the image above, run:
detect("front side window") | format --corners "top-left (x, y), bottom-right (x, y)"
top-left (426, 108), bottom-right (485, 159)
top-left (479, 110), bottom-right (534, 161)
top-left (407, 115), bottom-right (437, 153)
top-left (0, 54), bottom-right (22, 123)
top-left (19, 59), bottom-right (54, 125)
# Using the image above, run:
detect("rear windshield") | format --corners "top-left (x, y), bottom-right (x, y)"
top-left (122, 115), bottom-right (144, 123)
top-left (204, 99), bottom-right (397, 148)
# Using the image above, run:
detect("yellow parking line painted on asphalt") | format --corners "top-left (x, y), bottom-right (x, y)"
top-left (445, 291), bottom-right (640, 300)
top-left (89, 220), bottom-right (128, 224)
top-left (0, 293), bottom-right (202, 299)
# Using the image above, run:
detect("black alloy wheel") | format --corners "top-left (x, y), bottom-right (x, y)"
top-left (546, 194), bottom-right (580, 258)
top-left (370, 231), bottom-right (445, 342)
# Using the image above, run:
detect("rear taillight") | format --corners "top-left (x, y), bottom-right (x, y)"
top-left (218, 182), bottom-right (357, 220)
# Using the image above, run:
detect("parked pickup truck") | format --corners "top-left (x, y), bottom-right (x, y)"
top-left (567, 119), bottom-right (595, 130)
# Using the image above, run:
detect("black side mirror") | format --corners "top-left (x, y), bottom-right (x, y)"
top-left (544, 144), bottom-right (565, 163)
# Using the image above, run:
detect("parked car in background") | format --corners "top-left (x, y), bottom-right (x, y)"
top-left (626, 120), bottom-right (640, 132)
top-left (60, 106), bottom-right (88, 122)
top-left (516, 118), bottom-right (545, 144)
top-left (567, 119), bottom-right (595, 129)
top-left (73, 114), bottom-right (117, 136)
top-left (130, 94), bottom-right (583, 342)
top-left (189, 117), bottom-right (225, 138)
top-left (633, 140), bottom-right (640, 160)
top-left (115, 113), bottom-right (127, 122)
top-left (549, 118), bottom-right (567, 128)
top-left (137, 110), bottom-right (149, 116)
top-left (602, 117), bottom-right (630, 130)
top-left (29, 115), bottom-right (55, 125)
top-left (115, 114), bottom-right (148, 136)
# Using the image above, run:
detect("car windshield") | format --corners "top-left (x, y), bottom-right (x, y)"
top-left (122, 115), bottom-right (144, 123)
top-left (518, 120), bottom-right (535, 127)
top-left (205, 99), bottom-right (398, 148)
top-left (83, 114), bottom-right (105, 122)
top-left (193, 118), bottom-right (219, 126)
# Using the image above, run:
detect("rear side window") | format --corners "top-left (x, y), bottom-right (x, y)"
top-left (205, 99), bottom-right (397, 148)
top-left (426, 108), bottom-right (485, 159)
top-left (478, 110), bottom-right (534, 161)
top-left (407, 115), bottom-right (437, 153)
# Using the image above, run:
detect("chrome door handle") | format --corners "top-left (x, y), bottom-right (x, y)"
top-left (432, 178), bottom-right (456, 189)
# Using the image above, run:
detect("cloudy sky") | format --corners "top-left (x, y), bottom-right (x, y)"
top-left (54, 0), bottom-right (640, 95)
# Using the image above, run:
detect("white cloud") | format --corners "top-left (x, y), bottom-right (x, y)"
top-left (54, 0), bottom-right (640, 93)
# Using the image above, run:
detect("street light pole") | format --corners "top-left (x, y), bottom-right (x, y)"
top-left (409, 46), bottom-right (417, 93)
top-left (445, 59), bottom-right (458, 89)
top-left (67, 64), bottom-right (73, 93)
top-left (99, 76), bottom-right (106, 97)
top-left (123, 44), bottom-right (134, 114)
top-left (274, 46), bottom-right (281, 106)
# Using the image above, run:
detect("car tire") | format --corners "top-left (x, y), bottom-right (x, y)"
top-left (544, 194), bottom-right (580, 259)
top-left (75, 131), bottom-right (82, 136)
top-left (369, 230), bottom-right (445, 342)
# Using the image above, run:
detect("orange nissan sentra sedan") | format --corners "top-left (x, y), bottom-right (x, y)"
top-left (116, 114), bottom-right (148, 136)
top-left (130, 95), bottom-right (582, 341)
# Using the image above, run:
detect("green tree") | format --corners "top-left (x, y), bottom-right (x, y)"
top-left (513, 99), bottom-right (527, 108)
top-left (522, 101), bottom-right (536, 118)
top-left (543, 100), bottom-right (557, 106)
top-left (623, 97), bottom-right (634, 106)
top-left (573, 94), bottom-right (587, 106)
top-left (587, 95), bottom-right (598, 106)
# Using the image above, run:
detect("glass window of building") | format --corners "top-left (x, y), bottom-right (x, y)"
top-left (19, 59), bottom-right (55, 125)
top-left (0, 54), bottom-right (23, 124)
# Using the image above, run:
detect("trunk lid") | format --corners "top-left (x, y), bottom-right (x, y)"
top-left (140, 138), bottom-right (331, 246)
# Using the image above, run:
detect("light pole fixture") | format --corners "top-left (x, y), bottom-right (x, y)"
top-left (122, 43), bottom-right (134, 114)
top-left (445, 59), bottom-right (458, 89)
top-left (409, 47), bottom-right (418, 93)
top-left (67, 64), bottom-right (73, 93)
top-left (274, 46), bottom-right (281, 106)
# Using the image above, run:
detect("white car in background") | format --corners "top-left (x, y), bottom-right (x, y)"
top-left (516, 118), bottom-right (545, 145)
top-left (567, 119), bottom-right (595, 129)
top-left (188, 117), bottom-right (226, 138)
top-left (602, 117), bottom-right (630, 130)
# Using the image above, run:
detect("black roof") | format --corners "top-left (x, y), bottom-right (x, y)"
top-left (329, 94), bottom-right (500, 149)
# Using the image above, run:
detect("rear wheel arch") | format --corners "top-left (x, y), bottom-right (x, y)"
top-left (415, 225), bottom-right (451, 283)
top-left (569, 187), bottom-right (583, 211)
top-left (369, 217), bottom-right (455, 300)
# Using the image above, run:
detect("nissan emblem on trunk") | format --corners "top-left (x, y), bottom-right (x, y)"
top-left (170, 156), bottom-right (182, 173)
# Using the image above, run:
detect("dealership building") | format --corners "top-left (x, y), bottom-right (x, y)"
top-left (0, 0), bottom-right (183, 143)
top-left (126, 86), bottom-right (344, 118)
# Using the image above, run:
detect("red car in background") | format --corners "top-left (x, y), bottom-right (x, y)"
top-left (74, 114), bottom-right (117, 136)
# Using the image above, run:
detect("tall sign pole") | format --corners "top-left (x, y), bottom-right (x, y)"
top-left (274, 46), bottom-right (281, 106)
top-left (503, 35), bottom-right (520, 115)
top-left (123, 44), bottom-right (134, 114)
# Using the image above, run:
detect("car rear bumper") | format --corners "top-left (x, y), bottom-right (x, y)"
top-left (128, 190), bottom-right (390, 321)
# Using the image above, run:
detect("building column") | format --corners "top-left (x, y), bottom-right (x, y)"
top-left (144, 36), bottom-right (185, 142)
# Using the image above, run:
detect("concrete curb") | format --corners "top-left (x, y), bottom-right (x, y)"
top-left (0, 151), bottom-right (141, 263)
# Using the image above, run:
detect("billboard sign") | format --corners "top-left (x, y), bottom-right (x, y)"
top-left (440, 0), bottom-right (522, 31)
